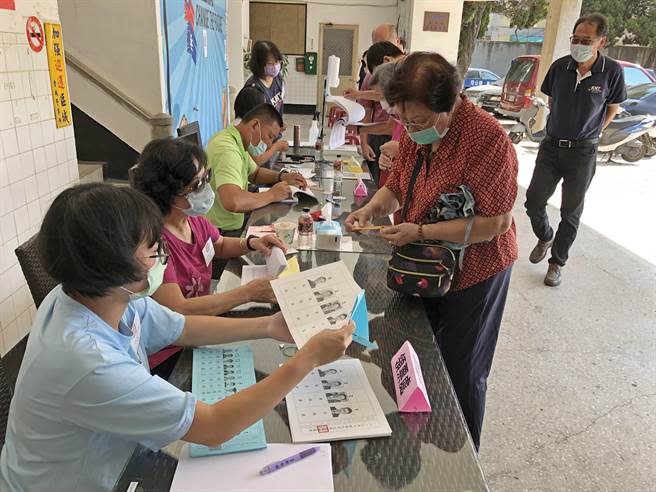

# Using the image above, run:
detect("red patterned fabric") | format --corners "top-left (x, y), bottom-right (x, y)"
top-left (385, 96), bottom-right (518, 291)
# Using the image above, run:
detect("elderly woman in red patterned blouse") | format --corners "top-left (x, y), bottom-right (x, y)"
top-left (345, 52), bottom-right (518, 450)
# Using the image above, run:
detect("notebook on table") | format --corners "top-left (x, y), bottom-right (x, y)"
top-left (189, 345), bottom-right (267, 457)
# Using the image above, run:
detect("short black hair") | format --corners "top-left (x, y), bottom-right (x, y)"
top-left (248, 40), bottom-right (283, 79)
top-left (234, 86), bottom-right (267, 119)
top-left (39, 183), bottom-right (163, 298)
top-left (574, 12), bottom-right (609, 38)
top-left (242, 103), bottom-right (284, 128)
top-left (366, 41), bottom-right (403, 73)
top-left (132, 137), bottom-right (208, 215)
top-left (385, 52), bottom-right (460, 114)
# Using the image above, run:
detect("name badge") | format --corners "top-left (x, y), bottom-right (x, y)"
top-left (130, 313), bottom-right (142, 362)
top-left (202, 237), bottom-right (215, 266)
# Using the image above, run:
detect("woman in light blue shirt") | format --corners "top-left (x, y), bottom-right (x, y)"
top-left (0, 183), bottom-right (354, 492)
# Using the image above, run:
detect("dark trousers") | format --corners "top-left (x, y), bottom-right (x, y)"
top-left (365, 134), bottom-right (391, 185)
top-left (423, 267), bottom-right (513, 450)
top-left (525, 140), bottom-right (597, 266)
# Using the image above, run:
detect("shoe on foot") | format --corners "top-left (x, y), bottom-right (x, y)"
top-left (529, 238), bottom-right (554, 264)
top-left (544, 263), bottom-right (562, 287)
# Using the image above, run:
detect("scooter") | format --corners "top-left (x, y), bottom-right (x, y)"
top-left (508, 97), bottom-right (548, 145)
top-left (508, 96), bottom-right (656, 163)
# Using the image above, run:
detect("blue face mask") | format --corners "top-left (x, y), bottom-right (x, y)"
top-left (407, 114), bottom-right (449, 145)
top-left (120, 259), bottom-right (166, 300)
top-left (248, 122), bottom-right (268, 157)
top-left (180, 182), bottom-right (215, 216)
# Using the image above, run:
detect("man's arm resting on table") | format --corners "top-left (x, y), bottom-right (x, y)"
top-left (218, 183), bottom-right (275, 212)
top-left (249, 167), bottom-right (283, 185)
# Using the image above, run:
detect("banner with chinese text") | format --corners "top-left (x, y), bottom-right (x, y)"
top-left (45, 22), bottom-right (72, 128)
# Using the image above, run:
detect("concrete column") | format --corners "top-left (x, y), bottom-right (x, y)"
top-left (537, 0), bottom-right (582, 97)
top-left (405, 0), bottom-right (465, 65)
top-left (226, 0), bottom-right (249, 121)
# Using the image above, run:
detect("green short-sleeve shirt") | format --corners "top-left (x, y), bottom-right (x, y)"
top-left (205, 125), bottom-right (257, 231)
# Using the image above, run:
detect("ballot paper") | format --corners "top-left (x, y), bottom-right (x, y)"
top-left (240, 247), bottom-right (288, 286)
top-left (259, 185), bottom-right (318, 204)
top-left (285, 358), bottom-right (392, 443)
top-left (270, 261), bottom-right (372, 348)
top-left (325, 95), bottom-right (366, 149)
top-left (170, 443), bottom-right (334, 492)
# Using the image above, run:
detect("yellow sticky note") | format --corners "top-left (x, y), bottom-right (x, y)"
top-left (279, 256), bottom-right (300, 277)
top-left (346, 156), bottom-right (363, 173)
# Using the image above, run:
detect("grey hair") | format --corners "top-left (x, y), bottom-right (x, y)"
top-left (370, 61), bottom-right (398, 90)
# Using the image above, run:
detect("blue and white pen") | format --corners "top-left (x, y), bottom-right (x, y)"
top-left (258, 446), bottom-right (320, 476)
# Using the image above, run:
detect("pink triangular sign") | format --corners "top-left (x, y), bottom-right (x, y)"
top-left (391, 341), bottom-right (431, 412)
top-left (353, 177), bottom-right (368, 197)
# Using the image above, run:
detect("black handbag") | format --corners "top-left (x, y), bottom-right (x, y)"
top-left (386, 151), bottom-right (473, 298)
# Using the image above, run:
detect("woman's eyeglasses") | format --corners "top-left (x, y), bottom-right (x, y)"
top-left (187, 168), bottom-right (213, 194)
top-left (145, 238), bottom-right (170, 265)
top-left (570, 36), bottom-right (597, 46)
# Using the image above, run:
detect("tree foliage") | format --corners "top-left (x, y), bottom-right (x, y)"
top-left (492, 0), bottom-right (550, 33)
top-left (457, 2), bottom-right (492, 78)
top-left (582, 0), bottom-right (656, 47)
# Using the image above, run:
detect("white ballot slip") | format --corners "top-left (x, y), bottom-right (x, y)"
top-left (241, 246), bottom-right (288, 286)
top-left (270, 261), bottom-right (363, 347)
top-left (170, 443), bottom-right (334, 492)
top-left (286, 358), bottom-right (392, 443)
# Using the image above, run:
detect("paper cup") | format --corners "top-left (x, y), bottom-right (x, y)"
top-left (274, 221), bottom-right (296, 246)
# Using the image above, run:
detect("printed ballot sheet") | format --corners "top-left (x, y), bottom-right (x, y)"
top-left (285, 358), bottom-right (392, 443)
top-left (270, 261), bottom-right (362, 347)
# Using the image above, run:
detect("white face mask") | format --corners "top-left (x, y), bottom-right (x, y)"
top-left (570, 43), bottom-right (594, 63)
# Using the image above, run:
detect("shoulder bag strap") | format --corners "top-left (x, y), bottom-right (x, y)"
top-left (401, 149), bottom-right (428, 223)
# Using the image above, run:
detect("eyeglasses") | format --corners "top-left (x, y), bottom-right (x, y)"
top-left (186, 168), bottom-right (213, 194)
top-left (570, 36), bottom-right (597, 46)
top-left (145, 238), bottom-right (170, 265)
top-left (398, 114), bottom-right (441, 133)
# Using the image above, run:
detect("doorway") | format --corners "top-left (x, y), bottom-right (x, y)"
top-left (317, 23), bottom-right (359, 107)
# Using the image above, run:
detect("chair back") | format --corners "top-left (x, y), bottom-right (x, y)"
top-left (15, 234), bottom-right (58, 309)
top-left (0, 336), bottom-right (28, 446)
top-left (177, 121), bottom-right (202, 147)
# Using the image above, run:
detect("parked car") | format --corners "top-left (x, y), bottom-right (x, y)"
top-left (464, 68), bottom-right (502, 88)
top-left (498, 55), bottom-right (656, 120)
top-left (464, 78), bottom-right (504, 113)
top-left (623, 82), bottom-right (656, 117)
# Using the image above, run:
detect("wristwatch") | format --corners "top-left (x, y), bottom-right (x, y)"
top-left (245, 235), bottom-right (258, 251)
top-left (277, 169), bottom-right (289, 182)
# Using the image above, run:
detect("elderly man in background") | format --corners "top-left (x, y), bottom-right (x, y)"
top-left (345, 23), bottom-right (404, 184)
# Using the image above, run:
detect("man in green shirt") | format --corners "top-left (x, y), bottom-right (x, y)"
top-left (206, 104), bottom-right (307, 233)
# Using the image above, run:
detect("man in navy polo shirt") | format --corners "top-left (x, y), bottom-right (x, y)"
top-left (525, 12), bottom-right (626, 286)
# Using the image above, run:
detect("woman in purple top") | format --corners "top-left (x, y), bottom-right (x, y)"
top-left (244, 41), bottom-right (289, 167)
top-left (245, 40), bottom-right (285, 116)
top-left (132, 138), bottom-right (285, 368)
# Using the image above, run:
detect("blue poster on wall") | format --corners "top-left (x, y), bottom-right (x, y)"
top-left (161, 0), bottom-right (228, 147)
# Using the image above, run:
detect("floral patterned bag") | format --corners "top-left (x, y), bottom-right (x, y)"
top-left (386, 151), bottom-right (473, 298)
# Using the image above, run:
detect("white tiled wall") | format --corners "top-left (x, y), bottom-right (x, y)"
top-left (0, 1), bottom-right (79, 355)
top-left (283, 61), bottom-right (318, 106)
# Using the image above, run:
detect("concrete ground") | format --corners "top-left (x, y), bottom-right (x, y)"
top-left (284, 113), bottom-right (656, 490)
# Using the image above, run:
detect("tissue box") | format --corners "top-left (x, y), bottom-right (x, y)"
top-left (315, 221), bottom-right (342, 250)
